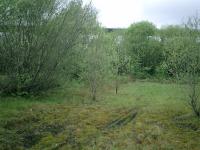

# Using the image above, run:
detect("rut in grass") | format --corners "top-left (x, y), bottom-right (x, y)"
top-left (53, 108), bottom-right (138, 149)
top-left (104, 109), bottom-right (137, 129)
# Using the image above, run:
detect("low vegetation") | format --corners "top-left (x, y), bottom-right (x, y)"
top-left (1, 81), bottom-right (200, 149)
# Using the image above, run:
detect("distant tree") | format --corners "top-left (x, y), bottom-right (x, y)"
top-left (160, 25), bottom-right (189, 78)
top-left (125, 21), bottom-right (163, 78)
top-left (160, 25), bottom-right (187, 40)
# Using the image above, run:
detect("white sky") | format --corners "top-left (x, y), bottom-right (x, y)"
top-left (83, 0), bottom-right (200, 28)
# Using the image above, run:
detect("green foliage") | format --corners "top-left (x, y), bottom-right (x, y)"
top-left (185, 16), bottom-right (200, 118)
top-left (125, 21), bottom-right (163, 77)
top-left (0, 0), bottom-right (97, 95)
top-left (159, 25), bottom-right (190, 78)
top-left (80, 29), bottom-right (115, 100)
top-left (160, 17), bottom-right (200, 118)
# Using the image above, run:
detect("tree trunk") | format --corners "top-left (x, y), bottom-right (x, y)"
top-left (116, 79), bottom-right (118, 94)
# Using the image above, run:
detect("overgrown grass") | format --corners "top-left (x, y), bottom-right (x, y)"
top-left (0, 81), bottom-right (200, 150)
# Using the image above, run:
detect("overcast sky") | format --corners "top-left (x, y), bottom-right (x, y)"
top-left (83, 0), bottom-right (200, 28)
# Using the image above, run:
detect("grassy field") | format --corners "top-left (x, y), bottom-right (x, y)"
top-left (0, 81), bottom-right (200, 150)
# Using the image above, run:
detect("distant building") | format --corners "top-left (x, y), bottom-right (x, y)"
top-left (104, 28), bottom-right (125, 33)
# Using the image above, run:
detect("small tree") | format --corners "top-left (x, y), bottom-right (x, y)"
top-left (187, 71), bottom-right (200, 117)
top-left (82, 30), bottom-right (111, 100)
top-left (112, 33), bottom-right (130, 94)
top-left (185, 16), bottom-right (200, 117)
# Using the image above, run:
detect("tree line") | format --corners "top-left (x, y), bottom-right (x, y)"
top-left (1, 0), bottom-right (200, 116)
top-left (125, 19), bottom-right (200, 117)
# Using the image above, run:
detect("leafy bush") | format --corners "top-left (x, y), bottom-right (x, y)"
top-left (0, 0), bottom-right (97, 95)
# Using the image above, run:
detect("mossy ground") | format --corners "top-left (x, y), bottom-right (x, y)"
top-left (0, 81), bottom-right (200, 150)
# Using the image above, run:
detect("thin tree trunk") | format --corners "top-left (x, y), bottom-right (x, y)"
top-left (116, 77), bottom-right (118, 94)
